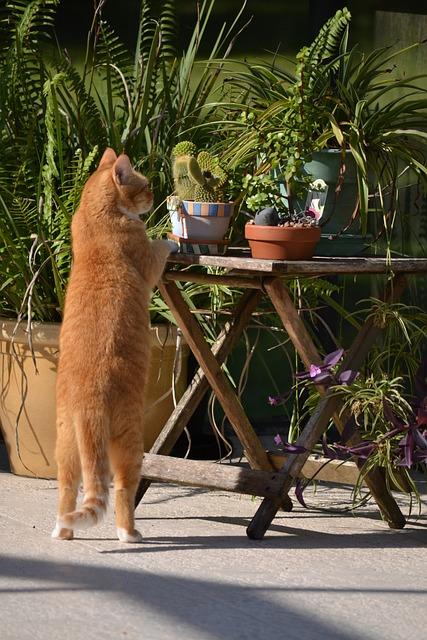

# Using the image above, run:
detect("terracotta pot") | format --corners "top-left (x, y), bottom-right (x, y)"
top-left (0, 319), bottom-right (188, 478)
top-left (245, 223), bottom-right (321, 260)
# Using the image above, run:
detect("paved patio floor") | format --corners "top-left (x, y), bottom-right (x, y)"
top-left (0, 442), bottom-right (426, 640)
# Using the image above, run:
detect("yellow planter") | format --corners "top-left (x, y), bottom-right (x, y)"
top-left (0, 319), bottom-right (188, 478)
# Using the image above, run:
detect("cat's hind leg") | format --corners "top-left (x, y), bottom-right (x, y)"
top-left (110, 429), bottom-right (144, 543)
top-left (52, 412), bottom-right (81, 540)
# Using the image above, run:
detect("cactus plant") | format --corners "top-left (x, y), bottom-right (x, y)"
top-left (172, 141), bottom-right (228, 202)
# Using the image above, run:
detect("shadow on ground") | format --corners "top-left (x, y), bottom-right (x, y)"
top-left (2, 553), bottom-right (424, 640)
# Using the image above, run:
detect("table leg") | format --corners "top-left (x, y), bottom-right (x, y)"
top-left (247, 274), bottom-right (407, 539)
top-left (157, 280), bottom-right (291, 480)
top-left (135, 289), bottom-right (262, 506)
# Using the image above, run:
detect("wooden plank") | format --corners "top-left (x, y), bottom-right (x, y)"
top-left (157, 281), bottom-right (277, 474)
top-left (167, 252), bottom-right (427, 276)
top-left (163, 271), bottom-right (264, 289)
top-left (141, 453), bottom-right (286, 499)
top-left (269, 453), bottom-right (362, 486)
top-left (247, 275), bottom-right (408, 539)
top-left (135, 289), bottom-right (262, 506)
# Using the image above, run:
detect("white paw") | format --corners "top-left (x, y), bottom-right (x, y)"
top-left (51, 520), bottom-right (73, 540)
top-left (166, 239), bottom-right (179, 254)
top-left (117, 527), bottom-right (143, 543)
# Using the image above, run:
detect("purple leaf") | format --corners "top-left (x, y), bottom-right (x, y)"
top-left (273, 434), bottom-right (283, 447)
top-left (398, 431), bottom-right (415, 468)
top-left (337, 369), bottom-right (359, 385)
top-left (383, 399), bottom-right (404, 429)
top-left (382, 425), bottom-right (407, 440)
top-left (345, 441), bottom-right (376, 459)
top-left (295, 479), bottom-right (308, 508)
top-left (322, 434), bottom-right (339, 459)
top-left (412, 426), bottom-right (427, 450)
top-left (281, 442), bottom-right (307, 454)
top-left (309, 364), bottom-right (322, 378)
top-left (268, 395), bottom-right (281, 406)
top-left (295, 370), bottom-right (312, 380)
top-left (323, 348), bottom-right (344, 368)
top-left (312, 371), bottom-right (333, 384)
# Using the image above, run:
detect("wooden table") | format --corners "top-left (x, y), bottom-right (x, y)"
top-left (136, 252), bottom-right (427, 539)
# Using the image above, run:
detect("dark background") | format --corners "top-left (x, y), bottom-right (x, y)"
top-left (54, 1), bottom-right (427, 57)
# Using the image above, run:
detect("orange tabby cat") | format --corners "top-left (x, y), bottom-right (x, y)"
top-left (52, 148), bottom-right (176, 543)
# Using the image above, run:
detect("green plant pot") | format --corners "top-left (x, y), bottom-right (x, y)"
top-left (305, 149), bottom-right (372, 256)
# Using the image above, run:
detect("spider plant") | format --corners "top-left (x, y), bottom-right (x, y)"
top-left (283, 297), bottom-right (427, 509)
top-left (213, 7), bottom-right (427, 236)
top-left (0, 0), bottom-right (247, 322)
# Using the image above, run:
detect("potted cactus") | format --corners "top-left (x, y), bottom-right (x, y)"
top-left (168, 141), bottom-right (234, 254)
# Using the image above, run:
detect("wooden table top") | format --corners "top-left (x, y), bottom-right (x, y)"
top-left (167, 249), bottom-right (427, 276)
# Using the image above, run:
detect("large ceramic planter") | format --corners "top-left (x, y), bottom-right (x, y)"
top-left (304, 149), bottom-right (371, 256)
top-left (0, 319), bottom-right (188, 478)
top-left (168, 198), bottom-right (234, 254)
top-left (245, 223), bottom-right (321, 260)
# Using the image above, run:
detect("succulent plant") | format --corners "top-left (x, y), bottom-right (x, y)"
top-left (172, 141), bottom-right (228, 202)
top-left (254, 207), bottom-right (280, 226)
top-left (253, 206), bottom-right (318, 228)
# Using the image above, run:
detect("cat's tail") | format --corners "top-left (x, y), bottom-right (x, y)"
top-left (57, 410), bottom-right (110, 532)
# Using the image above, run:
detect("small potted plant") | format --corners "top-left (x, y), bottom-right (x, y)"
top-left (243, 162), bottom-right (323, 260)
top-left (245, 204), bottom-right (321, 261)
top-left (169, 141), bottom-right (234, 254)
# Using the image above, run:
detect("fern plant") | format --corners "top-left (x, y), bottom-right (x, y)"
top-left (0, 0), bottom-right (246, 321)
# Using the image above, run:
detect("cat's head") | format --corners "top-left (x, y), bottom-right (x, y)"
top-left (96, 148), bottom-right (154, 219)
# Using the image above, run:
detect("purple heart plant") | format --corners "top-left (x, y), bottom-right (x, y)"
top-left (272, 353), bottom-right (427, 511)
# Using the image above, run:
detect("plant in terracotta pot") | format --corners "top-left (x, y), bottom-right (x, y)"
top-left (169, 141), bottom-right (234, 255)
top-left (240, 93), bottom-right (325, 261)
top-left (244, 181), bottom-right (322, 260)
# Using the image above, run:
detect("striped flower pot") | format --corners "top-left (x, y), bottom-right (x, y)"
top-left (168, 198), bottom-right (234, 254)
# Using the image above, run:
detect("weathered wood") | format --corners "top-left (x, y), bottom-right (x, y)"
top-left (263, 276), bottom-right (348, 434)
top-left (263, 277), bottom-right (323, 369)
top-left (163, 271), bottom-right (264, 289)
top-left (247, 275), bottom-right (408, 539)
top-left (135, 289), bottom-right (263, 506)
top-left (168, 252), bottom-right (427, 276)
top-left (158, 280), bottom-right (277, 474)
top-left (141, 453), bottom-right (286, 499)
top-left (269, 453), bottom-right (362, 485)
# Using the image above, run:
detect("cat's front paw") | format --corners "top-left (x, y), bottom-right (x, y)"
top-left (165, 239), bottom-right (180, 254)
top-left (117, 527), bottom-right (143, 543)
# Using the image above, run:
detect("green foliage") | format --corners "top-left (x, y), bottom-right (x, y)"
top-left (295, 297), bottom-right (427, 506)
top-left (0, 0), bottom-right (246, 320)
top-left (215, 7), bottom-right (427, 232)
top-left (332, 375), bottom-right (421, 506)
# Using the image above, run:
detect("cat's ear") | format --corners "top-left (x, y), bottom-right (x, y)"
top-left (113, 154), bottom-right (133, 186)
top-left (98, 147), bottom-right (117, 169)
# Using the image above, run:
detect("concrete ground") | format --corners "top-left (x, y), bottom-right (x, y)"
top-left (0, 442), bottom-right (426, 640)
